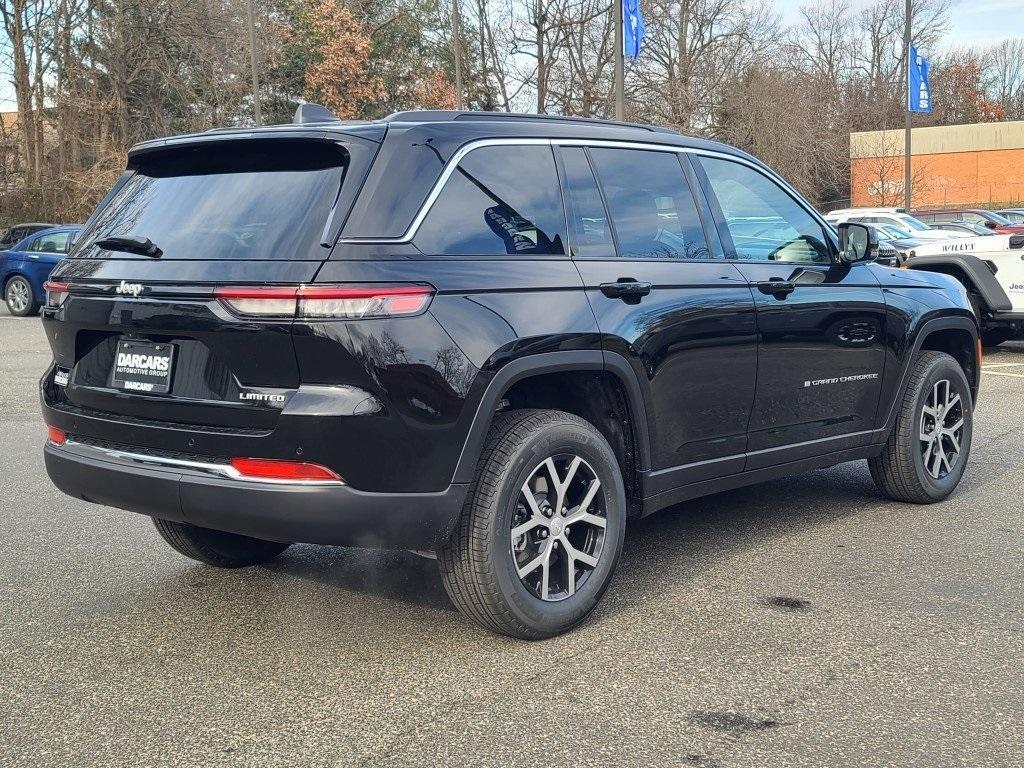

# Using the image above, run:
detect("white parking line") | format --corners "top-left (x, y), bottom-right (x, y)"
top-left (983, 370), bottom-right (1024, 378)
top-left (982, 362), bottom-right (1024, 368)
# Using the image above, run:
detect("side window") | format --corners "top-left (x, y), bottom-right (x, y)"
top-left (961, 213), bottom-right (985, 225)
top-left (696, 156), bottom-right (831, 264)
top-left (589, 147), bottom-right (709, 259)
top-left (559, 147), bottom-right (614, 258)
top-left (28, 232), bottom-right (71, 253)
top-left (414, 145), bottom-right (566, 256)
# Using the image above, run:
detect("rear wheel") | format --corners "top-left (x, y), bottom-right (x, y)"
top-left (869, 351), bottom-right (973, 503)
top-left (439, 409), bottom-right (627, 639)
top-left (5, 275), bottom-right (37, 316)
top-left (152, 518), bottom-right (290, 567)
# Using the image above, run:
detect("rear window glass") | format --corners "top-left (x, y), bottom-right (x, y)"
top-left (75, 140), bottom-right (347, 260)
top-left (413, 145), bottom-right (566, 257)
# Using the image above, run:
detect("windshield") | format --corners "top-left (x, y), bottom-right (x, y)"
top-left (879, 224), bottom-right (913, 239)
top-left (76, 140), bottom-right (347, 260)
top-left (895, 215), bottom-right (931, 232)
top-left (986, 211), bottom-right (1014, 225)
top-left (999, 211), bottom-right (1024, 224)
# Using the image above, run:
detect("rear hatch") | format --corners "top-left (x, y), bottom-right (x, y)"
top-left (42, 132), bottom-right (378, 433)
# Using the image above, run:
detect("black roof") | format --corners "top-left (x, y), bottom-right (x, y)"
top-left (129, 105), bottom-right (745, 162)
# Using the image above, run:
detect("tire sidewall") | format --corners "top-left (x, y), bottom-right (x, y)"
top-left (909, 355), bottom-right (973, 499)
top-left (485, 418), bottom-right (626, 635)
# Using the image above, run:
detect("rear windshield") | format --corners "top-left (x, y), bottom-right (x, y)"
top-left (75, 140), bottom-right (347, 260)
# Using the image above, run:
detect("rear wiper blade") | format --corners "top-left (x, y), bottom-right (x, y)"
top-left (93, 235), bottom-right (163, 258)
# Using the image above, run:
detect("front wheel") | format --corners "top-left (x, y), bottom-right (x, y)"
top-left (439, 409), bottom-right (627, 639)
top-left (152, 518), bottom-right (290, 567)
top-left (5, 275), bottom-right (37, 316)
top-left (869, 351), bottom-right (973, 503)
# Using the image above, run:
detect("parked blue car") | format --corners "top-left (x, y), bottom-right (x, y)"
top-left (1, 226), bottom-right (81, 316)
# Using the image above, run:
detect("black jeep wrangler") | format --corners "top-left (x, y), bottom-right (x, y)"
top-left (41, 108), bottom-right (980, 639)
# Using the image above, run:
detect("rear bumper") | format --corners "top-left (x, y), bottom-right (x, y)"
top-left (44, 440), bottom-right (467, 549)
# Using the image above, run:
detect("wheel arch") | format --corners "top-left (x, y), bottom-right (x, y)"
top-left (880, 316), bottom-right (981, 434)
top-left (451, 351), bottom-right (651, 513)
top-left (907, 255), bottom-right (1012, 313)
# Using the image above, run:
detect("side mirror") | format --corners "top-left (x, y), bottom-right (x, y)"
top-left (985, 220), bottom-right (998, 229)
top-left (837, 222), bottom-right (877, 264)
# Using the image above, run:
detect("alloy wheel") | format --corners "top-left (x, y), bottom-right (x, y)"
top-left (6, 279), bottom-right (29, 313)
top-left (510, 454), bottom-right (607, 601)
top-left (919, 379), bottom-right (965, 480)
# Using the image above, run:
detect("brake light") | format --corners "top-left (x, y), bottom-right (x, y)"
top-left (213, 286), bottom-right (297, 317)
top-left (214, 284), bottom-right (433, 319)
top-left (43, 281), bottom-right (69, 308)
top-left (229, 457), bottom-right (342, 483)
top-left (46, 425), bottom-right (66, 446)
top-left (297, 285), bottom-right (433, 318)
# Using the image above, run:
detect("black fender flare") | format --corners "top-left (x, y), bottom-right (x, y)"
top-left (908, 254), bottom-right (1012, 312)
top-left (451, 350), bottom-right (651, 484)
top-left (878, 314), bottom-right (980, 435)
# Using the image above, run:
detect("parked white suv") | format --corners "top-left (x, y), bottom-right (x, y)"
top-left (825, 208), bottom-right (970, 241)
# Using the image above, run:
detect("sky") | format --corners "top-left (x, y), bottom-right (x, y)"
top-left (2, 0), bottom-right (1023, 112)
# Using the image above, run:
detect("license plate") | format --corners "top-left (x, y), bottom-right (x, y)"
top-left (110, 340), bottom-right (176, 394)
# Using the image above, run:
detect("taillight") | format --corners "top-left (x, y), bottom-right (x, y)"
top-left (297, 285), bottom-right (433, 318)
top-left (229, 457), bottom-right (342, 483)
top-left (46, 425), bottom-right (66, 446)
top-left (213, 286), bottom-right (297, 318)
top-left (214, 284), bottom-right (434, 319)
top-left (43, 281), bottom-right (69, 308)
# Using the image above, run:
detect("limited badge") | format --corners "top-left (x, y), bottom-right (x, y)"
top-left (54, 368), bottom-right (70, 387)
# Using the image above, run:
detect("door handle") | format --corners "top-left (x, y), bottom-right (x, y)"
top-left (600, 279), bottom-right (652, 300)
top-left (756, 279), bottom-right (796, 298)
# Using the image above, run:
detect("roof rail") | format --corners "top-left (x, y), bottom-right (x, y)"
top-left (382, 110), bottom-right (680, 135)
top-left (293, 103), bottom-right (339, 124)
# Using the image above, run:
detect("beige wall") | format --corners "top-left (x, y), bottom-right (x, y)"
top-left (850, 121), bottom-right (1024, 207)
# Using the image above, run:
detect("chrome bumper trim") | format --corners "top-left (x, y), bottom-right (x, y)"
top-left (57, 439), bottom-right (345, 486)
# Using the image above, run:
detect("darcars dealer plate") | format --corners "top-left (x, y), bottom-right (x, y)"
top-left (111, 340), bottom-right (176, 394)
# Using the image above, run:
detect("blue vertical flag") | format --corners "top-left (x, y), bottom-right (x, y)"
top-left (909, 43), bottom-right (932, 113)
top-left (623, 0), bottom-right (645, 59)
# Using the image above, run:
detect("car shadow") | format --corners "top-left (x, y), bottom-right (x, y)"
top-left (263, 462), bottom-right (885, 618)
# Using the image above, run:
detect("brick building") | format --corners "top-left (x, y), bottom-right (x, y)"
top-left (850, 121), bottom-right (1024, 210)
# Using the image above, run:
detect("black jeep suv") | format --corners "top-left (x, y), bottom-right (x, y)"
top-left (41, 109), bottom-right (980, 639)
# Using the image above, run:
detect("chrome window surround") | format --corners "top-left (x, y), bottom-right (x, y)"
top-left (337, 137), bottom-right (836, 248)
top-left (58, 439), bottom-right (346, 486)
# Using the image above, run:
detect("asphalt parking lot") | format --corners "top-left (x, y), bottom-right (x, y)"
top-left (1, 314), bottom-right (1021, 768)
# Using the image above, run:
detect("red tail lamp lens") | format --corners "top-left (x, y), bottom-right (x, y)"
top-left (214, 284), bottom-right (433, 319)
top-left (47, 425), bottom-right (66, 446)
top-left (229, 457), bottom-right (342, 482)
top-left (214, 286), bottom-right (298, 317)
top-left (43, 281), bottom-right (70, 308)
top-left (297, 284), bottom-right (433, 318)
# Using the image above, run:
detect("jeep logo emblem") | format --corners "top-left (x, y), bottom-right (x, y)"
top-left (115, 280), bottom-right (144, 297)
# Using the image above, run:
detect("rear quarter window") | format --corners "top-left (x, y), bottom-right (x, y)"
top-left (413, 145), bottom-right (566, 257)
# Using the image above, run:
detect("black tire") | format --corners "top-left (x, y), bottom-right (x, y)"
top-left (439, 409), bottom-right (627, 639)
top-left (5, 275), bottom-right (38, 316)
top-left (869, 351), bottom-right (973, 504)
top-left (152, 518), bottom-right (290, 567)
